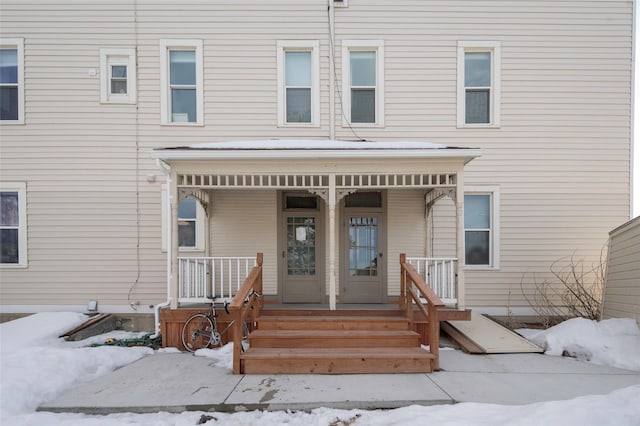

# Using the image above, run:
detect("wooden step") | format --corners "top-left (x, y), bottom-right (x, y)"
top-left (257, 315), bottom-right (410, 331)
top-left (241, 347), bottom-right (434, 374)
top-left (249, 329), bottom-right (422, 348)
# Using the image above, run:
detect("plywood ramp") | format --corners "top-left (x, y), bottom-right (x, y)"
top-left (443, 312), bottom-right (543, 354)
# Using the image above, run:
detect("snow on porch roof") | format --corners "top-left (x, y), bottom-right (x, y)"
top-left (151, 139), bottom-right (482, 162)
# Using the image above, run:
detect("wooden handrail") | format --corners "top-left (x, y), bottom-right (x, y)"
top-left (228, 252), bottom-right (263, 374)
top-left (400, 253), bottom-right (444, 370)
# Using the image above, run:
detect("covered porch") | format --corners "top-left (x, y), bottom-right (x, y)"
top-left (152, 140), bottom-right (481, 373)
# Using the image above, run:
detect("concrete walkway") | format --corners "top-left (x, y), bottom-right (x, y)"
top-left (39, 350), bottom-right (640, 414)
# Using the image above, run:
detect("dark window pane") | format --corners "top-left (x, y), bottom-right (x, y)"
top-left (178, 221), bottom-right (196, 247)
top-left (0, 49), bottom-right (18, 84)
top-left (178, 197), bottom-right (197, 219)
top-left (465, 90), bottom-right (490, 124)
top-left (285, 196), bottom-right (318, 209)
top-left (0, 86), bottom-right (18, 120)
top-left (171, 88), bottom-right (196, 122)
top-left (344, 192), bottom-right (382, 208)
top-left (169, 50), bottom-right (196, 85)
top-left (0, 192), bottom-right (19, 226)
top-left (464, 194), bottom-right (490, 228)
top-left (351, 88), bottom-right (375, 123)
top-left (111, 65), bottom-right (127, 78)
top-left (286, 88), bottom-right (311, 123)
top-left (111, 80), bottom-right (127, 94)
top-left (465, 231), bottom-right (490, 265)
top-left (0, 229), bottom-right (19, 263)
top-left (465, 52), bottom-right (491, 87)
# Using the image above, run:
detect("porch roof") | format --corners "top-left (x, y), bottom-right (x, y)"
top-left (151, 139), bottom-right (482, 163)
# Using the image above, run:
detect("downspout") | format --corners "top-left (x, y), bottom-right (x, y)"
top-left (152, 158), bottom-right (172, 338)
top-left (328, 0), bottom-right (336, 140)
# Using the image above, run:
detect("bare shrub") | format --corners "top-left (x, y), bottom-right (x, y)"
top-left (521, 249), bottom-right (606, 328)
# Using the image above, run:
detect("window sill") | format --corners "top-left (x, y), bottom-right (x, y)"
top-left (0, 119), bottom-right (25, 125)
top-left (457, 123), bottom-right (500, 129)
top-left (0, 263), bottom-right (28, 269)
top-left (160, 122), bottom-right (204, 127)
top-left (278, 123), bottom-right (319, 128)
top-left (465, 265), bottom-right (500, 271)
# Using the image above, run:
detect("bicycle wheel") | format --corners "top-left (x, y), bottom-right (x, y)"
top-left (181, 314), bottom-right (215, 352)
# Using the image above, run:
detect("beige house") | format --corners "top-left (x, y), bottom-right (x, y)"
top-left (0, 1), bottom-right (634, 329)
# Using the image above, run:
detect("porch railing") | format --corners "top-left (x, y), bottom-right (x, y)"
top-left (400, 253), bottom-right (445, 371)
top-left (406, 257), bottom-right (457, 306)
top-left (178, 256), bottom-right (258, 303)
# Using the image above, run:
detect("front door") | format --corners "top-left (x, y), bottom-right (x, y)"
top-left (341, 208), bottom-right (385, 303)
top-left (281, 211), bottom-right (324, 303)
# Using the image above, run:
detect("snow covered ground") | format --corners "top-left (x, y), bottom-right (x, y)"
top-left (1, 312), bottom-right (639, 425)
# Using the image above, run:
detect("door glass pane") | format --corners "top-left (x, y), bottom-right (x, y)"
top-left (465, 90), bottom-right (490, 124)
top-left (351, 88), bottom-right (375, 123)
top-left (465, 230), bottom-right (490, 265)
top-left (465, 52), bottom-right (491, 87)
top-left (285, 51), bottom-right (311, 86)
top-left (348, 217), bottom-right (378, 277)
top-left (169, 50), bottom-right (196, 85)
top-left (286, 88), bottom-right (311, 123)
top-left (287, 217), bottom-right (316, 276)
top-left (171, 88), bottom-right (196, 122)
top-left (0, 49), bottom-right (18, 84)
top-left (350, 51), bottom-right (376, 86)
top-left (464, 194), bottom-right (490, 228)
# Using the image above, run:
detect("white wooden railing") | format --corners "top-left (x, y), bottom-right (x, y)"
top-left (406, 257), bottom-right (458, 306)
top-left (178, 256), bottom-right (258, 303)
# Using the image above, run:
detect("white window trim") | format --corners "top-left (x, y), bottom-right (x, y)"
top-left (0, 182), bottom-right (27, 268)
top-left (457, 41), bottom-right (501, 128)
top-left (276, 40), bottom-right (320, 127)
top-left (0, 38), bottom-right (25, 125)
top-left (161, 185), bottom-right (205, 252)
top-left (99, 48), bottom-right (137, 104)
top-left (341, 40), bottom-right (384, 127)
top-left (159, 39), bottom-right (204, 126)
top-left (464, 186), bottom-right (500, 270)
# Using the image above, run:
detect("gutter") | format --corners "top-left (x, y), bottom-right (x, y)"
top-left (151, 158), bottom-right (172, 338)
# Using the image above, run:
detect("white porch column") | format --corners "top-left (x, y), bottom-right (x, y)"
top-left (170, 180), bottom-right (180, 309)
top-left (328, 174), bottom-right (337, 310)
top-left (455, 170), bottom-right (466, 310)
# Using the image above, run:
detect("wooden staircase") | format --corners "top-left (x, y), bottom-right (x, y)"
top-left (240, 309), bottom-right (435, 374)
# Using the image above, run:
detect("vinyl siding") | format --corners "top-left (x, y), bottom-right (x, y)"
top-left (0, 0), bottom-right (632, 313)
top-left (602, 217), bottom-right (640, 323)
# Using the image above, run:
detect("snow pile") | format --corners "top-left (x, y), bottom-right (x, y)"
top-left (194, 342), bottom-right (234, 370)
top-left (0, 313), bottom-right (152, 417)
top-left (518, 317), bottom-right (640, 371)
top-left (186, 139), bottom-right (450, 150)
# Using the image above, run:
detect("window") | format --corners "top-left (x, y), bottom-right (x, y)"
top-left (100, 48), bottom-right (136, 104)
top-left (160, 39), bottom-right (203, 125)
top-left (161, 186), bottom-right (205, 251)
top-left (464, 187), bottom-right (500, 269)
top-left (277, 40), bottom-right (320, 126)
top-left (0, 182), bottom-right (27, 267)
top-left (342, 40), bottom-right (384, 126)
top-left (457, 41), bottom-right (500, 128)
top-left (0, 38), bottom-right (24, 124)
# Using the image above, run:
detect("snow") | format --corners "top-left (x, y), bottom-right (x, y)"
top-left (184, 139), bottom-right (450, 150)
top-left (517, 317), bottom-right (640, 372)
top-left (1, 313), bottom-right (640, 425)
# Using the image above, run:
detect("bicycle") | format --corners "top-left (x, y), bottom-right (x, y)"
top-left (181, 296), bottom-right (253, 353)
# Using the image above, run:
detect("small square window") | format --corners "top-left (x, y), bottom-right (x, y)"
top-left (100, 48), bottom-right (136, 104)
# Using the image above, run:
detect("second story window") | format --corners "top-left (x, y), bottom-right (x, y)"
top-left (277, 40), bottom-right (319, 127)
top-left (0, 38), bottom-right (24, 124)
top-left (160, 40), bottom-right (203, 125)
top-left (100, 48), bottom-right (136, 104)
top-left (457, 41), bottom-right (501, 128)
top-left (342, 40), bottom-right (384, 127)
